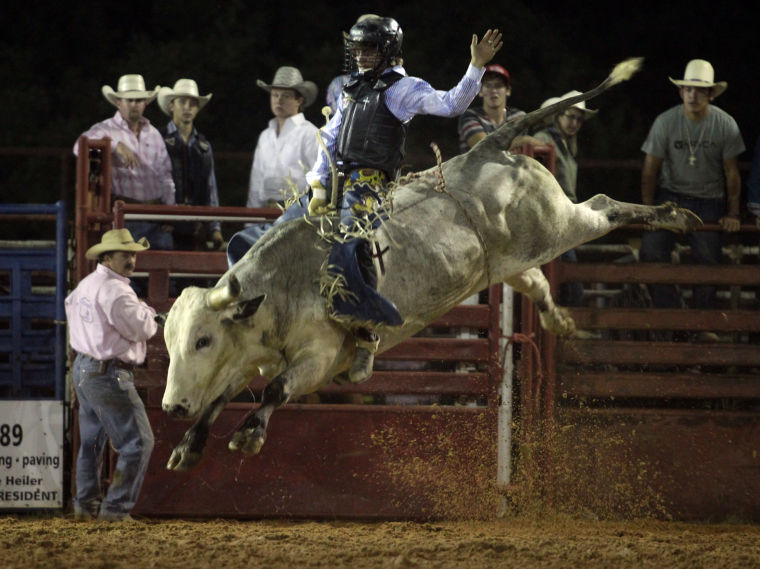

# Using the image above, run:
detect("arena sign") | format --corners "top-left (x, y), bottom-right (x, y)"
top-left (0, 400), bottom-right (63, 509)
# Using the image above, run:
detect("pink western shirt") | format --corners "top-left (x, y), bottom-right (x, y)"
top-left (65, 264), bottom-right (158, 364)
top-left (74, 111), bottom-right (176, 204)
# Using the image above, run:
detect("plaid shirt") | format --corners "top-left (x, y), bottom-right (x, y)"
top-left (74, 111), bottom-right (176, 204)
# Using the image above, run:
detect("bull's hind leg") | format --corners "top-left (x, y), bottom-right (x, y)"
top-left (553, 196), bottom-right (702, 263)
top-left (505, 267), bottom-right (575, 336)
top-left (582, 195), bottom-right (702, 233)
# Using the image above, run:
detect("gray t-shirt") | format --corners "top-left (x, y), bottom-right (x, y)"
top-left (641, 104), bottom-right (744, 199)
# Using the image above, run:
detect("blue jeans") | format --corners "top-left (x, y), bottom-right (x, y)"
top-left (226, 179), bottom-right (384, 267)
top-left (639, 190), bottom-right (724, 309)
top-left (126, 221), bottom-right (174, 250)
top-left (72, 353), bottom-right (154, 519)
top-left (559, 249), bottom-right (584, 307)
top-left (226, 194), bottom-right (310, 267)
top-left (339, 180), bottom-right (384, 228)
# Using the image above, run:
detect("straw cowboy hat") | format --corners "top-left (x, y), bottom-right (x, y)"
top-left (85, 228), bottom-right (150, 260)
top-left (540, 90), bottom-right (598, 118)
top-left (669, 59), bottom-right (727, 97)
top-left (256, 66), bottom-right (318, 108)
top-left (102, 74), bottom-right (159, 107)
top-left (157, 79), bottom-right (213, 116)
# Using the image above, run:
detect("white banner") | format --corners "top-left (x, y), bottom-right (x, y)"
top-left (0, 400), bottom-right (64, 509)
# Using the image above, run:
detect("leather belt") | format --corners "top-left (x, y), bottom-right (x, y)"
top-left (79, 353), bottom-right (135, 374)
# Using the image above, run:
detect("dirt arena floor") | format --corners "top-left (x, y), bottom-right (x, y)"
top-left (2, 514), bottom-right (759, 569)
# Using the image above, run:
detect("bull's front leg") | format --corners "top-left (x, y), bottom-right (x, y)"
top-left (228, 351), bottom-right (336, 456)
top-left (505, 267), bottom-right (576, 336)
top-left (167, 392), bottom-right (229, 471)
top-left (228, 375), bottom-right (286, 456)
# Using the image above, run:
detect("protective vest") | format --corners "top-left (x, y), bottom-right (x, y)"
top-left (336, 71), bottom-right (407, 177)
top-left (160, 126), bottom-right (214, 205)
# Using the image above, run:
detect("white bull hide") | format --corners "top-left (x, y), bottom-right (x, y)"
top-left (160, 58), bottom-right (701, 471)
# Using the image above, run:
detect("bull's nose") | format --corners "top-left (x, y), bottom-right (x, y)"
top-left (163, 403), bottom-right (189, 418)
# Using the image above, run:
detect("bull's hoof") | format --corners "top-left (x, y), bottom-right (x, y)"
top-left (652, 202), bottom-right (703, 233)
top-left (675, 207), bottom-right (703, 232)
top-left (228, 427), bottom-right (266, 456)
top-left (166, 446), bottom-right (203, 471)
top-left (539, 306), bottom-right (576, 337)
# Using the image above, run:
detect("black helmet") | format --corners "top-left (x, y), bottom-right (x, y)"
top-left (344, 16), bottom-right (403, 72)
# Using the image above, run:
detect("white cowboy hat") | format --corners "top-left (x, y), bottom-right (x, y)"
top-left (540, 96), bottom-right (560, 109)
top-left (85, 228), bottom-right (150, 260)
top-left (256, 66), bottom-right (318, 108)
top-left (541, 90), bottom-right (598, 117)
top-left (669, 59), bottom-right (727, 97)
top-left (102, 74), bottom-right (159, 107)
top-left (157, 79), bottom-right (213, 116)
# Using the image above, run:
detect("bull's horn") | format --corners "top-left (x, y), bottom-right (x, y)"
top-left (207, 274), bottom-right (242, 310)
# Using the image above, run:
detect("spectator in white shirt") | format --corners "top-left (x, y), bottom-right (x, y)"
top-left (246, 66), bottom-right (319, 208)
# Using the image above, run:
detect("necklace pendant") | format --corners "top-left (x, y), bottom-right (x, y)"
top-left (689, 154), bottom-right (696, 166)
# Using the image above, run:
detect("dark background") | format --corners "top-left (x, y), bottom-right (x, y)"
top-left (0, 0), bottom-right (755, 214)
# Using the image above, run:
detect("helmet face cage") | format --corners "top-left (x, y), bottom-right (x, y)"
top-left (343, 17), bottom-right (403, 74)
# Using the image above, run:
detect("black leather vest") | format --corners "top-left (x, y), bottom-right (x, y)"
top-left (336, 71), bottom-right (407, 177)
top-left (160, 125), bottom-right (214, 205)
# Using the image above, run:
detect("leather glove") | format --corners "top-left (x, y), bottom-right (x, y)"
top-left (308, 180), bottom-right (333, 216)
top-left (308, 197), bottom-right (330, 216)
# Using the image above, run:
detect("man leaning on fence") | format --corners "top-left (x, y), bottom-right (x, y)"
top-left (74, 74), bottom-right (176, 250)
top-left (65, 228), bottom-right (158, 522)
top-left (639, 59), bottom-right (744, 340)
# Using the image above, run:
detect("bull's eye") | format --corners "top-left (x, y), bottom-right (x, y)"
top-left (195, 336), bottom-right (211, 350)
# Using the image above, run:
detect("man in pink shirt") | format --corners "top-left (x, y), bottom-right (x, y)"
top-left (74, 74), bottom-right (176, 249)
top-left (65, 228), bottom-right (158, 522)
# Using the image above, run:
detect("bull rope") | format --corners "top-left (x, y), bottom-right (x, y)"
top-left (400, 142), bottom-right (494, 288)
top-left (500, 332), bottom-right (544, 417)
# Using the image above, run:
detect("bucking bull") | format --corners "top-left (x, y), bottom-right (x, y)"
top-left (159, 58), bottom-right (700, 471)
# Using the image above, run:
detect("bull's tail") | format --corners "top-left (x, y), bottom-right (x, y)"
top-left (476, 57), bottom-right (644, 155)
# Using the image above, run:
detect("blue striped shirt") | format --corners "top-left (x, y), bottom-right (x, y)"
top-left (307, 64), bottom-right (486, 186)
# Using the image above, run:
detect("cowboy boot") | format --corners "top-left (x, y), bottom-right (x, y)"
top-left (349, 329), bottom-right (379, 384)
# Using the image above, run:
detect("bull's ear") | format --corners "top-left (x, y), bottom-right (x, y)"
top-left (154, 313), bottom-right (168, 327)
top-left (232, 294), bottom-right (266, 321)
